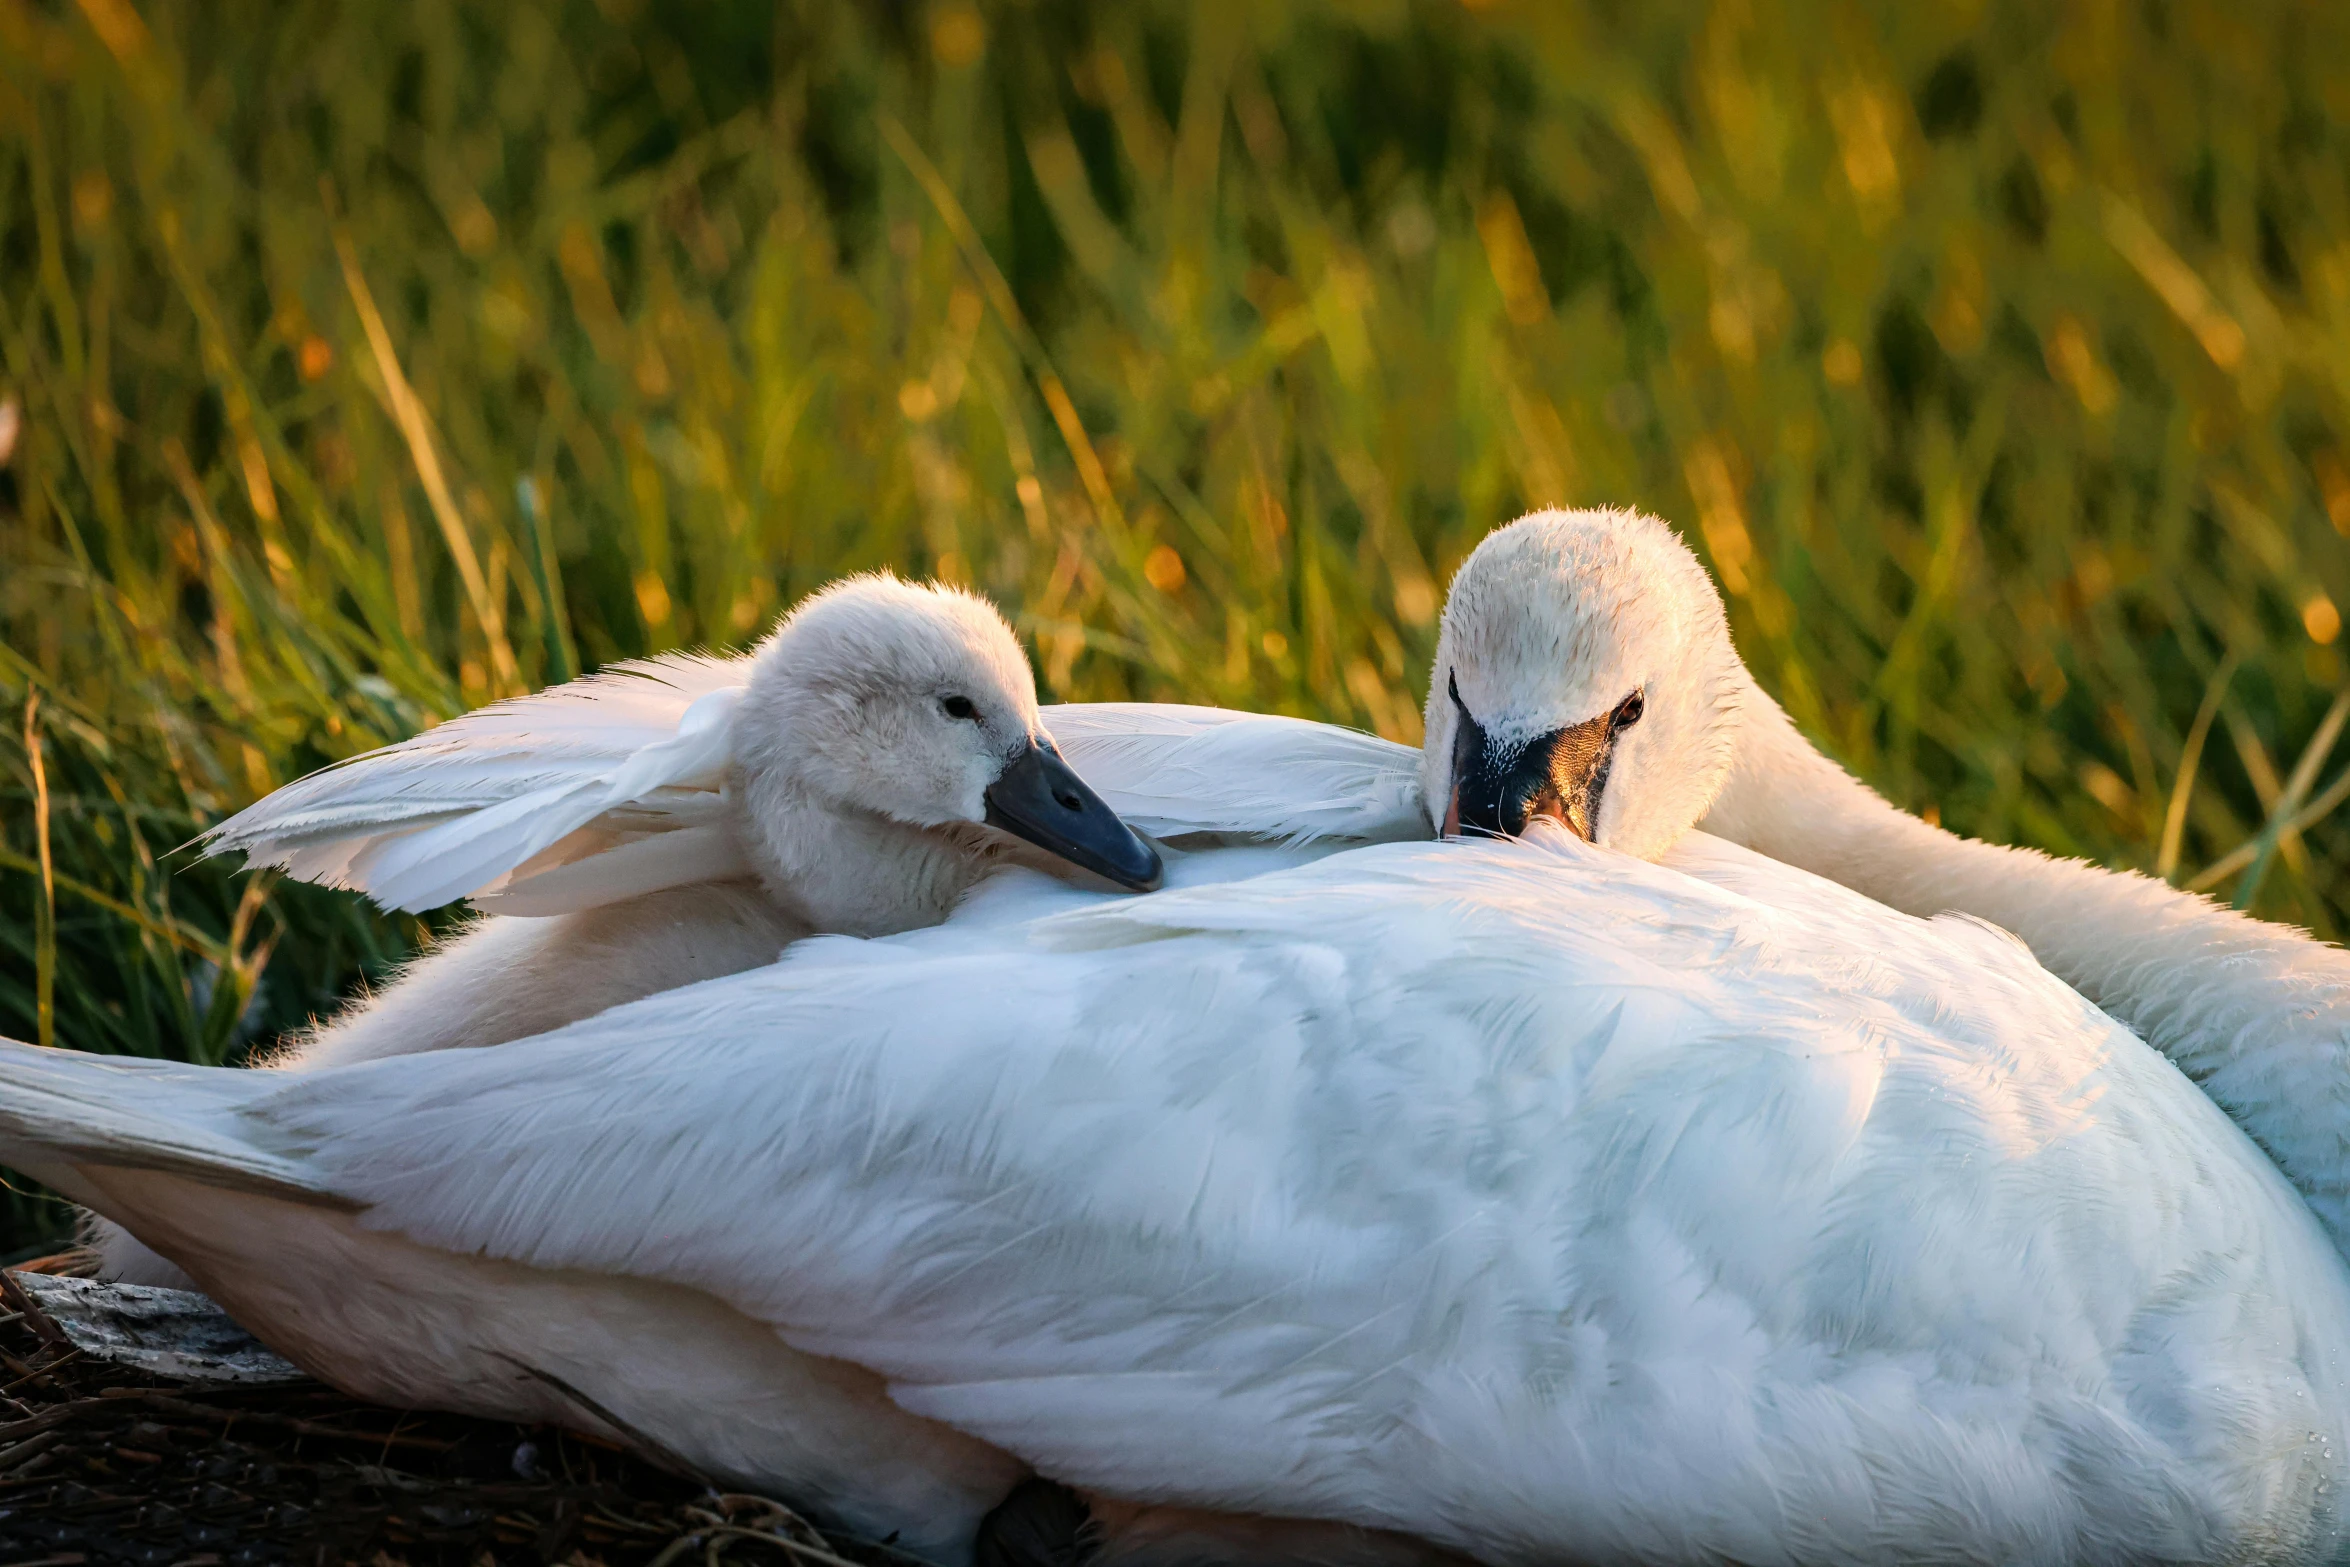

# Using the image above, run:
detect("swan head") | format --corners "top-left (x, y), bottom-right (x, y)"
top-left (731, 573), bottom-right (1162, 893)
top-left (1422, 507), bottom-right (1743, 860)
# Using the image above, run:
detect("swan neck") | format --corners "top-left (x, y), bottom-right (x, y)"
top-left (736, 785), bottom-right (983, 938)
top-left (1703, 670), bottom-right (2350, 1257)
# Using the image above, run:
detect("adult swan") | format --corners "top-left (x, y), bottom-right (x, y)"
top-left (7, 522), bottom-right (2350, 1565)
top-left (1438, 510), bottom-right (2350, 1265)
top-left (196, 511), bottom-right (2350, 1276)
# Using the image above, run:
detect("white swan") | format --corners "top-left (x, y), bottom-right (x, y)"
top-left (191, 569), bottom-right (1176, 1076)
top-left (19, 841), bottom-right (2350, 1566)
top-left (93, 571), bottom-right (1168, 1287)
top-left (104, 569), bottom-right (1400, 1288)
top-left (215, 511), bottom-right (2350, 1273)
top-left (20, 523), bottom-right (2350, 1565)
top-left (1411, 508), bottom-right (2350, 1266)
top-left (200, 582), bottom-right (1410, 922)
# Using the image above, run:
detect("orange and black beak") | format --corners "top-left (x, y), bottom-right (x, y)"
top-left (1443, 671), bottom-right (1641, 843)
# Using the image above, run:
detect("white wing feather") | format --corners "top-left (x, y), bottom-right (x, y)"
top-left (197, 655), bottom-right (749, 914)
top-left (0, 1045), bottom-right (321, 1203)
top-left (199, 673), bottom-right (1431, 914)
top-left (1041, 703), bottom-right (1427, 843)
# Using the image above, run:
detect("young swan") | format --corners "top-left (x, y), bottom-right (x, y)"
top-left (300, 572), bottom-right (1157, 1057)
top-left (316, 574), bottom-right (1162, 1063)
top-left (97, 573), bottom-right (1158, 1285)
top-left (1427, 506), bottom-right (2350, 1264)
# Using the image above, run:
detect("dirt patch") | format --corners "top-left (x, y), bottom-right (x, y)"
top-left (0, 1263), bottom-right (924, 1566)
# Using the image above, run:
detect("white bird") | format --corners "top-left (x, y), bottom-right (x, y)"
top-left (1409, 508), bottom-right (2350, 1267)
top-left (187, 571), bottom-right (1422, 1075)
top-left (94, 571), bottom-right (1172, 1286)
top-left (212, 511), bottom-right (2350, 1276)
top-left (199, 580), bottom-right (1411, 921)
top-left (21, 521), bottom-right (2350, 1565)
top-left (218, 568), bottom-right (1164, 920)
top-left (104, 568), bottom-right (1417, 1288)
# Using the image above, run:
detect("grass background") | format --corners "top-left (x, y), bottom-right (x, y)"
top-left (2, 0), bottom-right (2349, 1252)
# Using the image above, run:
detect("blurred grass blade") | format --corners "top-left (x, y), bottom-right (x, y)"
top-left (2191, 763), bottom-right (2350, 897)
top-left (519, 478), bottom-right (575, 685)
top-left (332, 223), bottom-right (520, 694)
top-left (2158, 652), bottom-right (2236, 883)
top-left (879, 114), bottom-right (1126, 536)
top-left (2099, 191), bottom-right (2249, 374)
top-left (21, 691), bottom-right (54, 1049)
top-left (2223, 686), bottom-right (2350, 909)
top-left (0, 846), bottom-right (230, 967)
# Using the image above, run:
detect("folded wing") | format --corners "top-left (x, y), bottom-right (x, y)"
top-left (198, 673), bottom-right (1431, 916)
top-left (1042, 702), bottom-right (1426, 844)
top-left (2, 837), bottom-right (2347, 1558)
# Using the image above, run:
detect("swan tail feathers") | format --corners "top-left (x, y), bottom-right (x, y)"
top-left (0, 1038), bottom-right (334, 1207)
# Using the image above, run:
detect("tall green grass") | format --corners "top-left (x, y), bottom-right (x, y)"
top-left (3, 0), bottom-right (2349, 1250)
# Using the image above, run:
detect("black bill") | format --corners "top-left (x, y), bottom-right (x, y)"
top-left (985, 738), bottom-right (1164, 891)
top-left (1445, 671), bottom-right (1623, 842)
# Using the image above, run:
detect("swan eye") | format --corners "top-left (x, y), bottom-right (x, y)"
top-left (1612, 691), bottom-right (1646, 730)
top-left (941, 695), bottom-right (979, 721)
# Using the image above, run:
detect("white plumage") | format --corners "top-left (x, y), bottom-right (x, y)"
top-left (99, 571), bottom-right (1175, 1286)
top-left (200, 652), bottom-right (750, 912)
top-left (37, 506), bottom-right (2350, 1562)
top-left (1036, 703), bottom-right (1422, 846)
top-left (12, 833), bottom-right (2350, 1564)
top-left (200, 656), bottom-right (1416, 920)
top-left (1412, 508), bottom-right (2350, 1266)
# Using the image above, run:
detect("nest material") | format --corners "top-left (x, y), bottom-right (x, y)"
top-left (0, 1261), bottom-right (927, 1567)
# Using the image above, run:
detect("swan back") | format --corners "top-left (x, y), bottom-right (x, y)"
top-left (24, 833), bottom-right (2350, 1564)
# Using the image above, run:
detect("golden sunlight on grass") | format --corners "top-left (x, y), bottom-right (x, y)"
top-left (2, 0), bottom-right (2347, 1249)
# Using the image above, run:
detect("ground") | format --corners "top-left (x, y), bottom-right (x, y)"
top-left (0, 1260), bottom-right (916, 1567)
